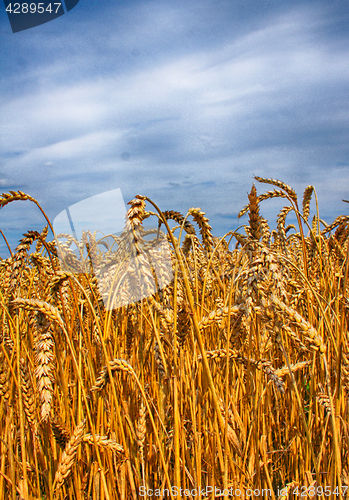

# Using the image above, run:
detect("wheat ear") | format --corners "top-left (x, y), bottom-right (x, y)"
top-left (302, 186), bottom-right (314, 222)
top-left (247, 184), bottom-right (262, 241)
top-left (238, 189), bottom-right (288, 217)
top-left (35, 312), bottom-right (55, 422)
top-left (53, 419), bottom-right (86, 496)
top-left (83, 434), bottom-right (125, 456)
top-left (11, 298), bottom-right (65, 330)
top-left (20, 357), bottom-right (37, 432)
top-left (51, 420), bottom-right (70, 450)
top-left (254, 176), bottom-right (298, 204)
top-left (188, 207), bottom-right (214, 251)
top-left (91, 358), bottom-right (135, 392)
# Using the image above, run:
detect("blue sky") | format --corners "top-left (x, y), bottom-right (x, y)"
top-left (1, 0), bottom-right (349, 256)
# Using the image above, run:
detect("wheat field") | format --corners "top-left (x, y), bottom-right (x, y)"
top-left (0, 176), bottom-right (348, 499)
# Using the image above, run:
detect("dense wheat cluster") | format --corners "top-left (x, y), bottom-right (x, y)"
top-left (0, 176), bottom-right (348, 499)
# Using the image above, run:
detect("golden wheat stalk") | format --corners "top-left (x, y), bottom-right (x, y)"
top-left (162, 210), bottom-right (196, 235)
top-left (8, 231), bottom-right (41, 299)
top-left (316, 384), bottom-right (333, 416)
top-left (11, 298), bottom-right (65, 330)
top-left (136, 399), bottom-right (147, 465)
top-left (275, 360), bottom-right (312, 377)
top-left (238, 189), bottom-right (289, 218)
top-left (247, 184), bottom-right (262, 241)
top-left (91, 358), bottom-right (135, 392)
top-left (53, 419), bottom-right (86, 496)
top-left (271, 295), bottom-right (326, 353)
top-left (35, 312), bottom-right (55, 422)
top-left (201, 349), bottom-right (285, 392)
top-left (0, 190), bottom-right (38, 208)
top-left (51, 420), bottom-right (70, 450)
top-left (218, 399), bottom-right (243, 456)
top-left (302, 186), bottom-right (314, 222)
top-left (254, 176), bottom-right (298, 204)
top-left (277, 206), bottom-right (293, 245)
top-left (188, 207), bottom-right (214, 251)
top-left (20, 357), bottom-right (37, 432)
top-left (199, 304), bottom-right (243, 329)
top-left (35, 224), bottom-right (49, 252)
top-left (0, 350), bottom-right (11, 405)
top-left (321, 215), bottom-right (349, 234)
top-left (83, 434), bottom-right (125, 455)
